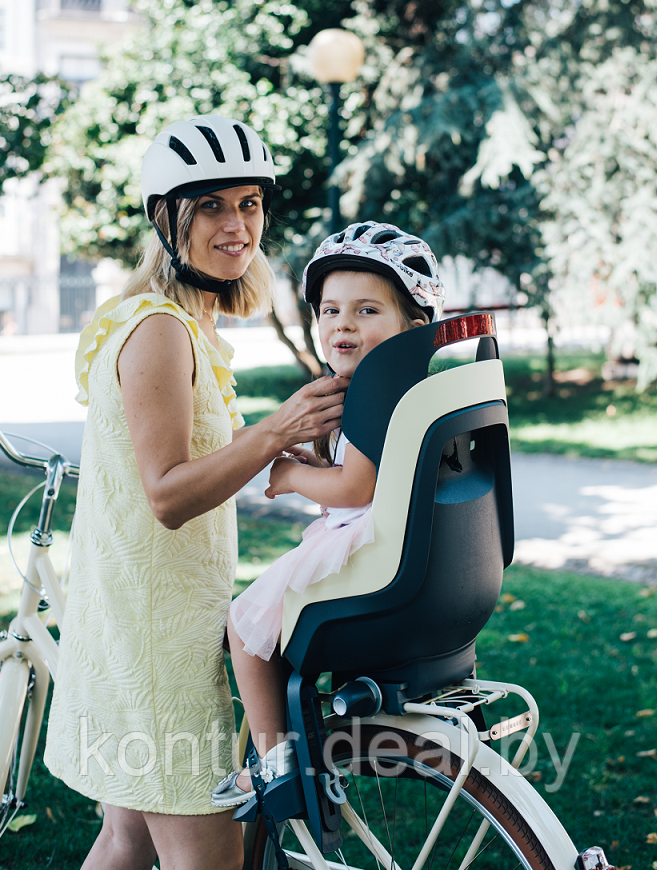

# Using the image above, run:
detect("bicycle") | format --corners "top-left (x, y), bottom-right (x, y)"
top-left (0, 429), bottom-right (79, 836)
top-left (233, 314), bottom-right (617, 870)
top-left (0, 314), bottom-right (615, 870)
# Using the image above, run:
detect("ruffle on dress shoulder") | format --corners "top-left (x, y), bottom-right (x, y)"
top-left (74, 292), bottom-right (244, 429)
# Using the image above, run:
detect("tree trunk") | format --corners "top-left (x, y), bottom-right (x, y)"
top-left (541, 306), bottom-right (555, 397)
top-left (269, 307), bottom-right (323, 378)
top-left (298, 299), bottom-right (323, 369)
top-left (267, 269), bottom-right (324, 379)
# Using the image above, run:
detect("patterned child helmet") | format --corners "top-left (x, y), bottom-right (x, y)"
top-left (302, 222), bottom-right (445, 322)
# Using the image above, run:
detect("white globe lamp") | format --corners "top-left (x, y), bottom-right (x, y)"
top-left (307, 29), bottom-right (365, 233)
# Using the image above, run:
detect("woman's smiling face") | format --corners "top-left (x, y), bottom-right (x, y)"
top-left (318, 271), bottom-right (421, 379)
top-left (188, 185), bottom-right (264, 281)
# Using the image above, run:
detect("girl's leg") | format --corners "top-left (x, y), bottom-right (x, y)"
top-left (81, 804), bottom-right (157, 870)
top-left (227, 614), bottom-right (287, 761)
top-left (143, 808), bottom-right (243, 870)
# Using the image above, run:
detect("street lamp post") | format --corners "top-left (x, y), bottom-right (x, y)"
top-left (308, 29), bottom-right (364, 235)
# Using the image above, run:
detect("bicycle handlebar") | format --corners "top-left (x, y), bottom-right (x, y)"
top-left (0, 429), bottom-right (80, 478)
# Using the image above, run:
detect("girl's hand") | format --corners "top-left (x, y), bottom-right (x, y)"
top-left (265, 456), bottom-right (299, 499)
top-left (283, 445), bottom-right (324, 467)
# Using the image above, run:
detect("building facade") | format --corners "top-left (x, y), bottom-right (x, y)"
top-left (0, 0), bottom-right (140, 335)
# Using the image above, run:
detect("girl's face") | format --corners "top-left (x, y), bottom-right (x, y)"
top-left (188, 185), bottom-right (264, 281)
top-left (318, 271), bottom-right (424, 379)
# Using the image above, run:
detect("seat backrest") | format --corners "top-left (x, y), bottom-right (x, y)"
top-left (281, 314), bottom-right (514, 707)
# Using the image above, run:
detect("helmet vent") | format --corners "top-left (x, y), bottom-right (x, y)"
top-left (334, 232), bottom-right (346, 243)
top-left (352, 225), bottom-right (370, 240)
top-left (233, 124), bottom-right (251, 161)
top-left (371, 230), bottom-right (400, 245)
top-left (196, 126), bottom-right (226, 163)
top-left (403, 255), bottom-right (432, 277)
top-left (169, 136), bottom-right (197, 166)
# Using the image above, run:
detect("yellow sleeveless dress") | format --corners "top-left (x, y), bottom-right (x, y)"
top-left (44, 292), bottom-right (244, 815)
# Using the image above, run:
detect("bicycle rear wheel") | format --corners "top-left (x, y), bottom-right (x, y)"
top-left (243, 724), bottom-right (556, 870)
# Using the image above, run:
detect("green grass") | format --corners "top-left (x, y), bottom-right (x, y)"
top-left (477, 564), bottom-right (657, 864)
top-left (0, 472), bottom-right (79, 619)
top-left (503, 350), bottom-right (657, 463)
top-left (234, 365), bottom-right (309, 427)
top-left (234, 515), bottom-right (305, 587)
top-left (0, 470), bottom-right (77, 536)
top-left (3, 540), bottom-right (657, 866)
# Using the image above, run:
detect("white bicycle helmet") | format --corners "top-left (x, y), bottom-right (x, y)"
top-left (302, 222), bottom-right (445, 322)
top-left (141, 115), bottom-right (279, 294)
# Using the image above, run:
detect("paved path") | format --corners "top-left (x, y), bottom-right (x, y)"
top-left (511, 453), bottom-right (657, 583)
top-left (2, 330), bottom-right (656, 583)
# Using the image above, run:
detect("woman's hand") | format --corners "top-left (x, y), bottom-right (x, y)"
top-left (263, 376), bottom-right (348, 450)
top-left (264, 456), bottom-right (300, 499)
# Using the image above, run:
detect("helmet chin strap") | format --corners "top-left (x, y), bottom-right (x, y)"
top-left (151, 195), bottom-right (233, 295)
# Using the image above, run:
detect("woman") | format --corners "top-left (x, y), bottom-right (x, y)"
top-left (44, 115), bottom-right (347, 870)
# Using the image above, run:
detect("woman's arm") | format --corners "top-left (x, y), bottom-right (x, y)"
top-left (118, 314), bottom-right (347, 529)
top-left (264, 443), bottom-right (375, 509)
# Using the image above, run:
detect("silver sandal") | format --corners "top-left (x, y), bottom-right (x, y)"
top-left (210, 740), bottom-right (297, 808)
top-left (210, 771), bottom-right (255, 808)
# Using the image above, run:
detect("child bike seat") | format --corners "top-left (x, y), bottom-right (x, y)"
top-left (280, 314), bottom-right (514, 710)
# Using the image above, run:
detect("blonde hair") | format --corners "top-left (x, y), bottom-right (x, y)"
top-left (313, 270), bottom-right (430, 465)
top-left (122, 195), bottom-right (275, 320)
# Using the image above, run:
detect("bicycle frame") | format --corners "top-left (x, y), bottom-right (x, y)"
top-left (0, 429), bottom-right (78, 832)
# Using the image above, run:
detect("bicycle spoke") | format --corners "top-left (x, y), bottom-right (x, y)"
top-left (461, 830), bottom-right (520, 870)
top-left (341, 800), bottom-right (402, 870)
top-left (424, 781), bottom-right (428, 842)
top-left (390, 774), bottom-right (398, 870)
top-left (443, 807), bottom-right (476, 870)
top-left (372, 761), bottom-right (394, 864)
top-left (349, 766), bottom-right (383, 870)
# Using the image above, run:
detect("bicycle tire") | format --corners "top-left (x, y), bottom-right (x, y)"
top-left (243, 723), bottom-right (556, 870)
top-left (0, 657), bottom-right (30, 837)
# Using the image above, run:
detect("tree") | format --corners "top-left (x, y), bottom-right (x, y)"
top-left (537, 47), bottom-right (657, 391)
top-left (48, 0), bottom-right (657, 386)
top-left (50, 0), bottom-right (359, 263)
top-left (336, 0), bottom-right (657, 388)
top-left (48, 0), bottom-right (362, 375)
top-left (0, 73), bottom-right (70, 190)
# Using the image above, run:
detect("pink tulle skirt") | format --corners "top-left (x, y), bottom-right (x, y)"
top-left (230, 509), bottom-right (375, 661)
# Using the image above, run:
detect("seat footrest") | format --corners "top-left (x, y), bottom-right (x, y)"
top-left (233, 769), bottom-right (307, 824)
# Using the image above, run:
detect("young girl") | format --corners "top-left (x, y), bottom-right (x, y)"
top-left (211, 221), bottom-right (445, 807)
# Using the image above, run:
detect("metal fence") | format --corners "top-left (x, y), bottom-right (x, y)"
top-left (60, 0), bottom-right (103, 11)
top-left (59, 275), bottom-right (97, 332)
top-left (37, 0), bottom-right (103, 11)
top-left (0, 275), bottom-right (271, 335)
top-left (0, 275), bottom-right (97, 335)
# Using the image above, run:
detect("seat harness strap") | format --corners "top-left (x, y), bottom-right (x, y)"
top-left (247, 747), bottom-right (290, 870)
